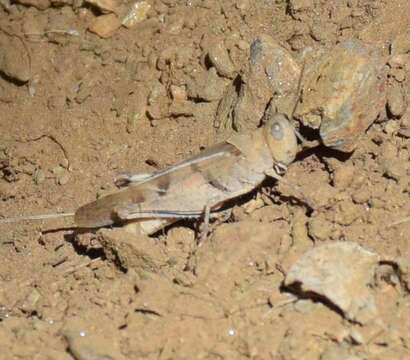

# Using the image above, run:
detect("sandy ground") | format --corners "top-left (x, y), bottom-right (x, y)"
top-left (1, 0), bottom-right (410, 359)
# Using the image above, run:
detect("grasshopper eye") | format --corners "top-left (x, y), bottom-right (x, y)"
top-left (271, 121), bottom-right (284, 140)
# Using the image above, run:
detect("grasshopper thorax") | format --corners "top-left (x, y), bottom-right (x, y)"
top-left (262, 112), bottom-right (298, 167)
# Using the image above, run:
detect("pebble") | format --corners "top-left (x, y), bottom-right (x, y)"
top-left (235, 0), bottom-right (250, 11)
top-left (384, 119), bottom-right (400, 135)
top-left (169, 85), bottom-right (187, 101)
top-left (126, 111), bottom-right (142, 134)
top-left (207, 41), bottom-right (236, 78)
top-left (34, 169), bottom-right (46, 184)
top-left (0, 33), bottom-right (31, 83)
top-left (399, 112), bottom-right (410, 137)
top-left (19, 289), bottom-right (41, 314)
top-left (88, 14), bottom-right (122, 38)
top-left (387, 82), bottom-right (407, 118)
top-left (122, 1), bottom-right (151, 28)
top-left (85, 0), bottom-right (122, 14)
top-left (58, 173), bottom-right (70, 185)
top-left (60, 158), bottom-right (69, 169)
top-left (352, 186), bottom-right (371, 204)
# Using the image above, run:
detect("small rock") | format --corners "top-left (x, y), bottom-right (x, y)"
top-left (207, 41), bottom-right (236, 78)
top-left (284, 241), bottom-right (380, 324)
top-left (378, 141), bottom-right (406, 180)
top-left (384, 119), bottom-right (400, 135)
top-left (122, 1), bottom-right (151, 28)
top-left (398, 127), bottom-right (410, 138)
top-left (52, 165), bottom-right (64, 176)
top-left (33, 169), bottom-right (45, 184)
top-left (0, 33), bottom-right (31, 83)
top-left (58, 173), bottom-right (69, 185)
top-left (399, 112), bottom-right (410, 137)
top-left (387, 82), bottom-right (407, 118)
top-left (19, 289), bottom-right (41, 314)
top-left (146, 81), bottom-right (169, 120)
top-left (126, 110), bottom-right (143, 134)
top-left (169, 85), bottom-right (187, 101)
top-left (85, 0), bottom-right (122, 14)
top-left (352, 186), bottom-right (371, 204)
top-left (88, 14), bottom-right (122, 38)
top-left (332, 164), bottom-right (355, 190)
top-left (125, 89), bottom-right (147, 133)
top-left (60, 158), bottom-right (69, 169)
top-left (235, 0), bottom-right (250, 11)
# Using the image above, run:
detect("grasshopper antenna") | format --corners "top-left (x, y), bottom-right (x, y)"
top-left (290, 63), bottom-right (320, 149)
top-left (0, 212), bottom-right (75, 224)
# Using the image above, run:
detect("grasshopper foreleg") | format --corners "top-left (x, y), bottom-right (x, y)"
top-left (198, 201), bottom-right (212, 243)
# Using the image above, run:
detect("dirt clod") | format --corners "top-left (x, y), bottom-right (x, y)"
top-left (387, 81), bottom-right (407, 118)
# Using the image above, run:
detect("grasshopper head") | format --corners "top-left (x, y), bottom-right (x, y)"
top-left (263, 113), bottom-right (298, 167)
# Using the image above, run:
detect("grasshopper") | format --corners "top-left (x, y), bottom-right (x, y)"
top-left (0, 103), bottom-right (298, 237)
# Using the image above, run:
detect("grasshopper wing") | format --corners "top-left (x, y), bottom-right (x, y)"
top-left (74, 142), bottom-right (248, 228)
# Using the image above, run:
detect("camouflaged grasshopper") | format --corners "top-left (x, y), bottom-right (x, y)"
top-left (0, 103), bottom-right (298, 236)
